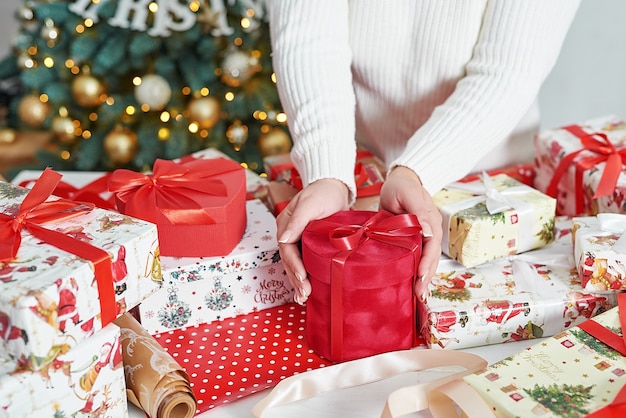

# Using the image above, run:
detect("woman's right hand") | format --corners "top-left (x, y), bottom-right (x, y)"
top-left (276, 178), bottom-right (350, 305)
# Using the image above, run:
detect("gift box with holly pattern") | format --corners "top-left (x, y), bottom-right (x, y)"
top-left (433, 173), bottom-right (557, 268)
top-left (572, 214), bottom-right (626, 291)
top-left (463, 297), bottom-right (626, 417)
top-left (0, 173), bottom-right (161, 370)
top-left (534, 114), bottom-right (626, 216)
top-left (420, 217), bottom-right (618, 350)
top-left (137, 199), bottom-right (293, 334)
top-left (0, 322), bottom-right (128, 418)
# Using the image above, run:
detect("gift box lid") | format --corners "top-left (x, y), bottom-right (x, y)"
top-left (0, 179), bottom-right (161, 368)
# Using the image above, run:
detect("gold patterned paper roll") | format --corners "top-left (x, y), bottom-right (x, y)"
top-left (114, 313), bottom-right (196, 418)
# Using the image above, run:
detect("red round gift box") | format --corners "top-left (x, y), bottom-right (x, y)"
top-left (301, 210), bottom-right (422, 362)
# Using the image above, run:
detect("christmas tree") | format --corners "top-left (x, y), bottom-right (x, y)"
top-left (523, 383), bottom-right (595, 418)
top-left (0, 0), bottom-right (291, 174)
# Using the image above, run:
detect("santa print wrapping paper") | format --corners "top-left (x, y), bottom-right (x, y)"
top-left (433, 173), bottom-right (557, 268)
top-left (463, 302), bottom-right (626, 417)
top-left (534, 114), bottom-right (626, 216)
top-left (108, 156), bottom-right (247, 258)
top-left (152, 303), bottom-right (333, 414)
top-left (138, 199), bottom-right (292, 334)
top-left (0, 177), bottom-right (162, 370)
top-left (0, 322), bottom-right (128, 418)
top-left (420, 217), bottom-right (618, 350)
top-left (572, 215), bottom-right (626, 291)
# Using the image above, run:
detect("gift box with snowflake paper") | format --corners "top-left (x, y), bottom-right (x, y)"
top-left (137, 199), bottom-right (293, 334)
top-left (420, 217), bottom-right (618, 350)
top-left (0, 172), bottom-right (161, 370)
top-left (433, 173), bottom-right (557, 268)
top-left (534, 115), bottom-right (626, 216)
top-left (572, 214), bottom-right (626, 292)
top-left (0, 322), bottom-right (128, 418)
top-left (463, 296), bottom-right (626, 417)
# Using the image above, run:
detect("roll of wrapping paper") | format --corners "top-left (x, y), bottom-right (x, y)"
top-left (114, 313), bottom-right (197, 418)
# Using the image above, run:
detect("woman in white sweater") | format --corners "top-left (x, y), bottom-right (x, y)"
top-left (268, 1), bottom-right (580, 305)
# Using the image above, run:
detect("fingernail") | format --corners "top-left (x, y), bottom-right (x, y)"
top-left (278, 230), bottom-right (292, 244)
top-left (421, 230), bottom-right (433, 238)
top-left (293, 293), bottom-right (303, 305)
top-left (295, 271), bottom-right (304, 283)
top-left (300, 287), bottom-right (307, 298)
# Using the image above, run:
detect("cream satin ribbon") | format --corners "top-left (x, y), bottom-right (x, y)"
top-left (597, 213), bottom-right (626, 253)
top-left (441, 172), bottom-right (535, 257)
top-left (251, 349), bottom-right (491, 418)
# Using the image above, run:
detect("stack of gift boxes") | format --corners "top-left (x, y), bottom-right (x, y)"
top-left (0, 169), bottom-right (162, 417)
top-left (4, 112), bottom-right (626, 417)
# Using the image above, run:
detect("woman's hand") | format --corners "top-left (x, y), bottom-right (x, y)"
top-left (379, 166), bottom-right (443, 301)
top-left (276, 178), bottom-right (350, 305)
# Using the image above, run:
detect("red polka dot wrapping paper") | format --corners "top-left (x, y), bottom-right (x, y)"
top-left (152, 303), bottom-right (333, 414)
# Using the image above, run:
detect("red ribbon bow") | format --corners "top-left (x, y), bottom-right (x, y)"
top-left (547, 125), bottom-right (626, 214)
top-left (579, 293), bottom-right (626, 417)
top-left (0, 168), bottom-right (117, 326)
top-left (19, 172), bottom-right (116, 211)
top-left (108, 158), bottom-right (238, 225)
top-left (307, 211), bottom-right (422, 360)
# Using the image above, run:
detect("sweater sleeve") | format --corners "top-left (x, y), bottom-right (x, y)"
top-left (390, 0), bottom-right (581, 194)
top-left (268, 1), bottom-right (358, 202)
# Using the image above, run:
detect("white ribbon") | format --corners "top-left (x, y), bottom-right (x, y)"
top-left (440, 172), bottom-right (535, 257)
top-left (597, 213), bottom-right (626, 253)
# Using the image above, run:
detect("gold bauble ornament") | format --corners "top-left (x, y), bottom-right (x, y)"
top-left (226, 121), bottom-right (248, 147)
top-left (72, 74), bottom-right (106, 107)
top-left (258, 128), bottom-right (292, 157)
top-left (187, 96), bottom-right (221, 130)
top-left (0, 128), bottom-right (17, 144)
top-left (52, 116), bottom-right (76, 144)
top-left (104, 127), bottom-right (138, 165)
top-left (18, 95), bottom-right (50, 127)
top-left (220, 50), bottom-right (260, 87)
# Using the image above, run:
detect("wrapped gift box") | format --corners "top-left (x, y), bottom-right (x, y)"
top-left (137, 199), bottom-right (292, 334)
top-left (433, 173), bottom-right (557, 268)
top-left (109, 156), bottom-right (247, 257)
top-left (459, 162), bottom-right (535, 187)
top-left (420, 217), bottom-right (618, 350)
top-left (0, 322), bottom-right (128, 418)
top-left (534, 115), bottom-right (626, 216)
top-left (302, 210), bottom-right (422, 362)
top-left (463, 301), bottom-right (626, 417)
top-left (0, 175), bottom-right (161, 369)
top-left (153, 303), bottom-right (333, 413)
top-left (572, 215), bottom-right (626, 291)
top-left (264, 151), bottom-right (386, 215)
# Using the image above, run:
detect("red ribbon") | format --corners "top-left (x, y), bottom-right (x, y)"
top-left (306, 211), bottom-right (422, 360)
top-left (1, 168), bottom-right (117, 326)
top-left (580, 293), bottom-right (626, 417)
top-left (19, 172), bottom-right (116, 210)
top-left (288, 162), bottom-right (383, 198)
top-left (547, 125), bottom-right (626, 214)
top-left (108, 158), bottom-right (238, 225)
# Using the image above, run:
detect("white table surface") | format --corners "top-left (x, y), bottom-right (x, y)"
top-left (128, 338), bottom-right (544, 418)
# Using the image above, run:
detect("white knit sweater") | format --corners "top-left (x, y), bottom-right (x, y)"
top-left (268, 1), bottom-right (580, 198)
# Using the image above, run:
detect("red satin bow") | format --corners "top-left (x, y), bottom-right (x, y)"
top-left (547, 125), bottom-right (626, 214)
top-left (307, 211), bottom-right (422, 360)
top-left (108, 158), bottom-right (237, 225)
top-left (580, 293), bottom-right (626, 417)
top-left (20, 172), bottom-right (116, 211)
top-left (0, 168), bottom-right (117, 326)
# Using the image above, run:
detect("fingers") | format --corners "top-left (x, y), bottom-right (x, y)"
top-left (275, 179), bottom-right (351, 305)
